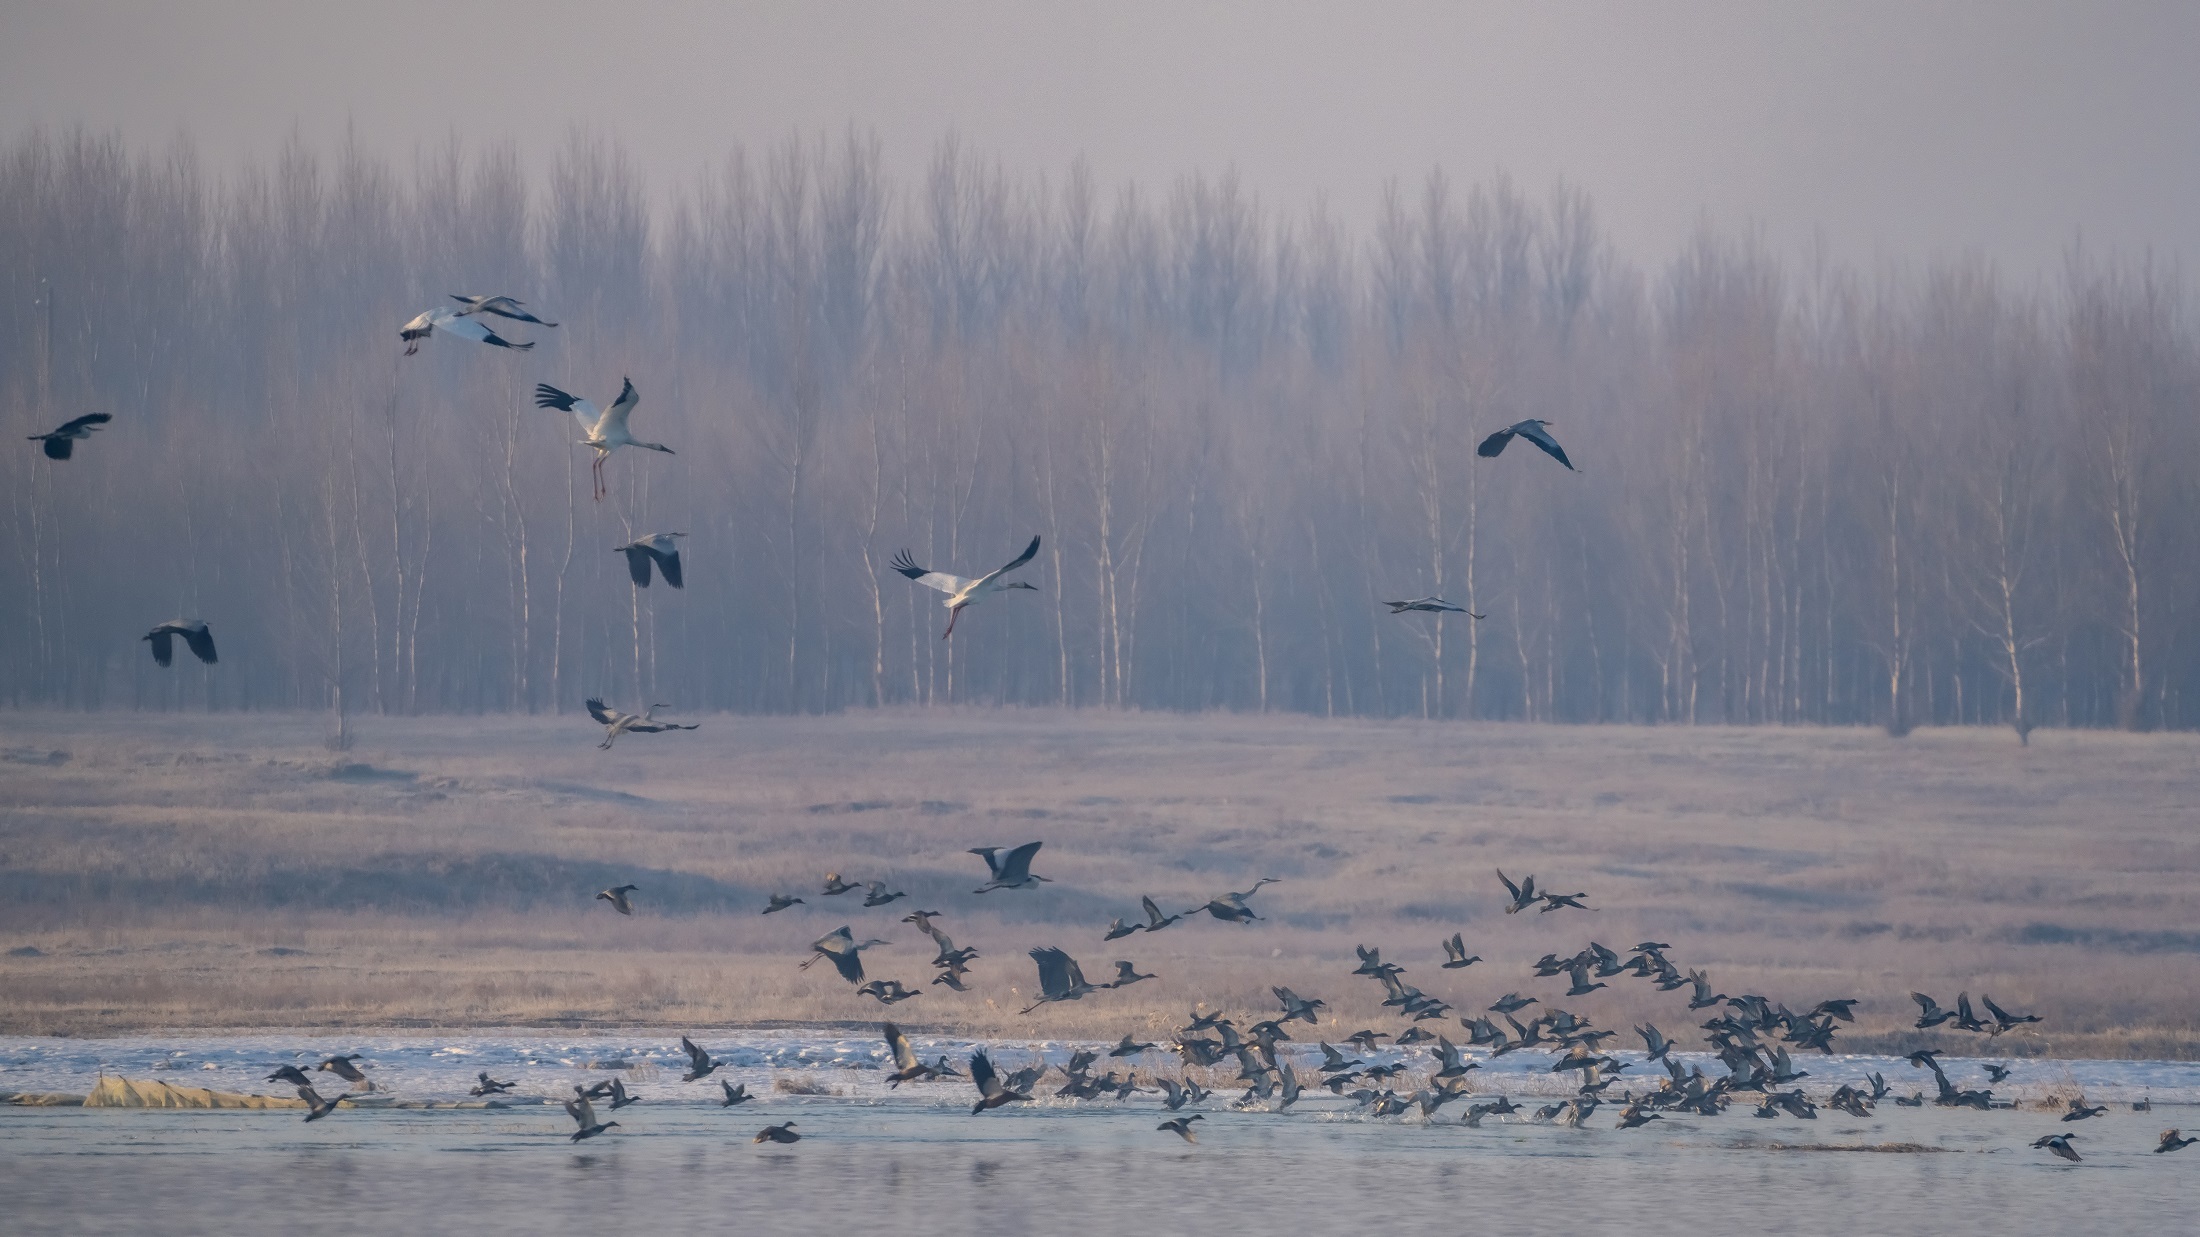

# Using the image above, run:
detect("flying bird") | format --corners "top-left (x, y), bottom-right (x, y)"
top-left (534, 378), bottom-right (674, 501)
top-left (316, 1054), bottom-right (368, 1084)
top-left (752, 1122), bottom-right (800, 1144)
top-left (679, 1036), bottom-right (722, 1081)
top-left (264, 1065), bottom-right (315, 1089)
top-left (2032, 1133), bottom-right (2081, 1163)
top-left (1158, 1115), bottom-right (1203, 1143)
top-left (1189, 878), bottom-right (1279, 923)
top-left (891, 535), bottom-right (1042, 639)
top-left (469, 1072), bottom-right (516, 1096)
top-left (143, 620), bottom-right (217, 668)
top-left (719, 1081), bottom-right (753, 1106)
top-left (1496, 870), bottom-right (1539, 915)
top-left (2158, 1129), bottom-right (2197, 1153)
top-left (616, 532), bottom-right (687, 588)
top-left (596, 884), bottom-right (638, 915)
top-left (857, 979), bottom-right (923, 1005)
top-left (970, 842), bottom-right (1049, 893)
top-left (564, 1092), bottom-right (618, 1141)
top-left (883, 1022), bottom-right (937, 1087)
top-left (1476, 418), bottom-right (1576, 470)
top-left (295, 1084), bottom-right (348, 1123)
top-left (1383, 597), bottom-right (1483, 618)
top-left (585, 698), bottom-right (698, 749)
top-left (762, 893), bottom-right (804, 914)
top-left (399, 304), bottom-right (539, 356)
top-left (968, 1049), bottom-right (1032, 1114)
top-left (1020, 946), bottom-right (1099, 1013)
top-left (28, 412), bottom-right (111, 460)
top-left (801, 926), bottom-right (891, 985)
top-left (449, 294), bottom-right (557, 328)
top-left (862, 881), bottom-right (907, 908)
top-left (1440, 934), bottom-right (1481, 969)
top-left (1135, 896), bottom-right (1182, 933)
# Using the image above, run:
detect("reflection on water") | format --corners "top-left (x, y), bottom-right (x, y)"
top-left (3, 1099), bottom-right (2192, 1237)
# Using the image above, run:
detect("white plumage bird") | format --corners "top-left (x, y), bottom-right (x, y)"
top-left (534, 378), bottom-right (674, 501)
top-left (398, 293), bottom-right (554, 356)
top-left (891, 535), bottom-right (1041, 639)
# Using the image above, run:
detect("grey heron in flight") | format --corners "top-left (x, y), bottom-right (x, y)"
top-left (143, 620), bottom-right (217, 667)
top-left (616, 532), bottom-right (686, 588)
top-left (534, 378), bottom-right (674, 500)
top-left (28, 412), bottom-right (111, 460)
top-left (892, 535), bottom-right (1042, 639)
top-left (585, 698), bottom-right (698, 749)
top-left (1020, 946), bottom-right (1099, 1013)
top-left (970, 841), bottom-right (1049, 893)
top-left (1476, 418), bottom-right (1577, 470)
top-left (1383, 597), bottom-right (1483, 618)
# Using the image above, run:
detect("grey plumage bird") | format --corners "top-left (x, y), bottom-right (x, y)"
top-left (970, 841), bottom-right (1050, 893)
top-left (752, 1121), bottom-right (800, 1144)
top-left (801, 926), bottom-right (891, 985)
top-left (565, 1092), bottom-right (620, 1141)
top-left (1190, 878), bottom-right (1279, 923)
top-left (265, 1064), bottom-right (315, 1089)
top-left (296, 1084), bottom-right (347, 1122)
top-left (2032, 1133), bottom-right (2081, 1163)
top-left (316, 1054), bottom-right (368, 1084)
top-left (968, 1049), bottom-right (1032, 1114)
top-left (1020, 946), bottom-right (1098, 1013)
top-left (1383, 596), bottom-right (1483, 618)
top-left (1158, 1114), bottom-right (1203, 1143)
top-left (680, 1036), bottom-right (721, 1081)
top-left (143, 620), bottom-right (217, 667)
top-left (1440, 933), bottom-right (1481, 968)
top-left (719, 1081), bottom-right (753, 1106)
top-left (1476, 418), bottom-right (1577, 470)
top-left (585, 699), bottom-right (698, 749)
top-left (762, 892), bottom-right (804, 914)
top-left (28, 412), bottom-right (111, 460)
top-left (596, 884), bottom-right (638, 915)
top-left (616, 532), bottom-right (687, 588)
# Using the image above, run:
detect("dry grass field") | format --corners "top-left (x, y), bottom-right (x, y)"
top-left (1, 709), bottom-right (2196, 1058)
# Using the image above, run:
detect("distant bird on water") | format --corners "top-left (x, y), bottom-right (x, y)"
top-left (534, 378), bottom-right (673, 501)
top-left (616, 532), bottom-right (687, 588)
top-left (892, 535), bottom-right (1042, 639)
top-left (596, 884), bottom-right (638, 915)
top-left (1383, 597), bottom-right (1483, 618)
top-left (143, 620), bottom-right (217, 668)
top-left (28, 412), bottom-right (111, 460)
top-left (585, 698), bottom-right (698, 749)
top-left (970, 842), bottom-right (1049, 893)
top-left (1476, 418), bottom-right (1577, 470)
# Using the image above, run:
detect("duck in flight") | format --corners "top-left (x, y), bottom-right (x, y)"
top-left (1384, 597), bottom-right (1483, 618)
top-left (892, 536), bottom-right (1042, 638)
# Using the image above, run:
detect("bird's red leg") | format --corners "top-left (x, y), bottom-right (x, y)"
top-left (941, 605), bottom-right (963, 640)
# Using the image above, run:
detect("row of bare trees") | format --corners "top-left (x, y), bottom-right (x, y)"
top-left (3, 127), bottom-right (2195, 734)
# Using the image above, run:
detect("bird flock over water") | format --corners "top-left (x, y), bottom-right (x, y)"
top-left (25, 294), bottom-right (2182, 1166)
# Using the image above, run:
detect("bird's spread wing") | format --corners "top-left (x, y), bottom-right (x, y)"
top-left (999, 841), bottom-right (1042, 882)
top-left (1515, 422), bottom-right (1577, 470)
top-left (585, 698), bottom-right (619, 726)
top-left (890, 550), bottom-right (970, 595)
top-left (455, 294), bottom-right (556, 326)
top-left (621, 546), bottom-right (654, 588)
top-left (1032, 948), bottom-right (1069, 998)
top-left (1476, 428), bottom-right (1515, 458)
top-left (885, 1023), bottom-right (919, 1072)
top-left (182, 625), bottom-right (218, 664)
top-left (146, 630), bottom-right (174, 667)
top-left (979, 535), bottom-right (1042, 585)
top-left (971, 1050), bottom-right (999, 1097)
top-left (651, 544), bottom-right (683, 589)
top-left (437, 312), bottom-right (533, 351)
top-left (52, 413), bottom-right (111, 436)
top-left (534, 384), bottom-right (602, 436)
top-left (601, 379), bottom-right (640, 436)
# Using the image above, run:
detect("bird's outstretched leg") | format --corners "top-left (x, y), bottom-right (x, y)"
top-left (941, 604), bottom-right (964, 640)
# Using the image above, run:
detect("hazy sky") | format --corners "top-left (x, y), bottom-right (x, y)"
top-left (5, 1), bottom-right (2196, 275)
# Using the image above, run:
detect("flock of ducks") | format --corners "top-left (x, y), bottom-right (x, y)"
top-left (31, 290), bottom-right (1564, 714)
top-left (548, 854), bottom-right (2185, 1165)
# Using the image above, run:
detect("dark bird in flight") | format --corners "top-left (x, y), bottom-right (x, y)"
top-left (968, 1049), bottom-right (1032, 1114)
top-left (1477, 418), bottom-right (1576, 470)
top-left (1539, 891), bottom-right (1593, 913)
top-left (296, 1084), bottom-right (348, 1122)
top-left (892, 535), bottom-right (1042, 639)
top-left (143, 620), bottom-right (217, 667)
top-left (1911, 992), bottom-right (1956, 1029)
top-left (29, 412), bottom-right (111, 460)
top-left (603, 1078), bottom-right (641, 1110)
top-left (822, 873), bottom-right (862, 896)
top-left (1104, 960), bottom-right (1155, 988)
top-left (1383, 597), bottom-right (1483, 618)
top-left (1110, 1034), bottom-right (1157, 1058)
top-left (564, 1093), bottom-right (618, 1142)
top-left (1983, 994), bottom-right (2041, 1035)
top-left (470, 1072), bottom-right (516, 1096)
top-left (719, 1081), bottom-right (753, 1106)
top-left (883, 1022), bottom-right (938, 1087)
top-left (1983, 1063), bottom-right (2012, 1084)
top-left (2158, 1129), bottom-right (2196, 1153)
top-left (596, 884), bottom-right (638, 915)
top-left (2032, 1133), bottom-right (2081, 1163)
top-left (1190, 878), bottom-right (1279, 923)
top-left (762, 893), bottom-right (804, 914)
top-left (1020, 946), bottom-right (1098, 1013)
top-left (265, 1065), bottom-right (315, 1089)
top-left (752, 1122), bottom-right (800, 1144)
top-left (679, 1036), bottom-right (721, 1081)
top-left (1441, 934), bottom-right (1481, 969)
top-left (615, 532), bottom-right (686, 588)
top-left (1496, 870), bottom-right (1540, 915)
top-left (862, 881), bottom-right (907, 907)
top-left (970, 841), bottom-right (1050, 893)
top-left (1158, 1115), bottom-right (1203, 1143)
top-left (316, 1054), bottom-right (368, 1084)
top-left (1135, 895), bottom-right (1182, 933)
top-left (857, 979), bottom-right (923, 1005)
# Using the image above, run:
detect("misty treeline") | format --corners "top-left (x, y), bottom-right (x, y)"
top-left (3, 127), bottom-right (2196, 734)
